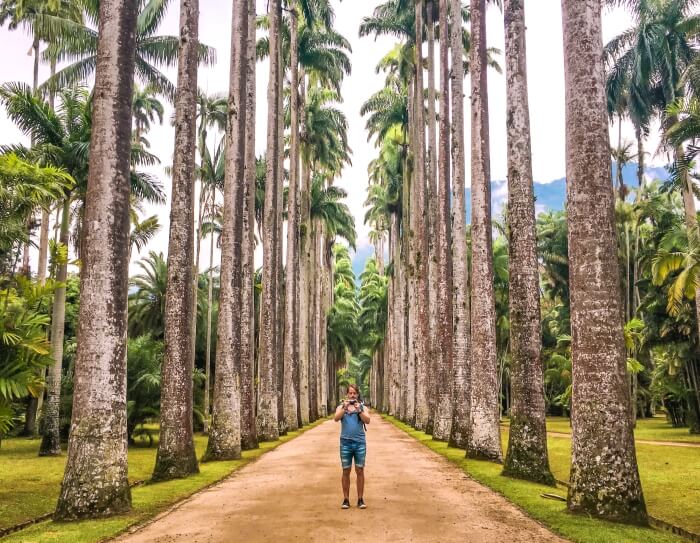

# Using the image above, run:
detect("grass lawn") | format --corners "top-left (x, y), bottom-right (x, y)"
top-left (502, 416), bottom-right (700, 444)
top-left (386, 416), bottom-right (699, 543)
top-left (0, 420), bottom-right (324, 543)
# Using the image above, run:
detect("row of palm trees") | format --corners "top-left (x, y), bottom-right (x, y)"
top-left (356, 0), bottom-right (700, 526)
top-left (1, 0), bottom-right (359, 520)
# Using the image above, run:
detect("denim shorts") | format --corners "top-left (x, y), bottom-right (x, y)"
top-left (340, 439), bottom-right (366, 469)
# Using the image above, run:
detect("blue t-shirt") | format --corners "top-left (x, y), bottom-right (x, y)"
top-left (340, 405), bottom-right (366, 443)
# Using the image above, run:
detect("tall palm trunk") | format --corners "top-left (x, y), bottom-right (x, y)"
top-left (308, 219), bottom-right (319, 420)
top-left (282, 6), bottom-right (301, 432)
top-left (561, 0), bottom-right (647, 524)
top-left (204, 0), bottom-right (249, 461)
top-left (425, 0), bottom-right (438, 434)
top-left (635, 123), bottom-right (644, 190)
top-left (276, 38), bottom-right (286, 434)
top-left (501, 0), bottom-right (554, 484)
top-left (432, 0), bottom-right (454, 441)
top-left (153, 0), bottom-right (201, 481)
top-left (54, 0), bottom-right (138, 519)
top-left (319, 237), bottom-right (330, 415)
top-left (203, 210), bottom-right (214, 433)
top-left (448, 0), bottom-right (471, 450)
top-left (240, 0), bottom-right (258, 450)
top-left (414, 0), bottom-right (430, 431)
top-left (257, 0), bottom-right (281, 440)
top-left (298, 114), bottom-right (311, 424)
top-left (466, 0), bottom-right (501, 462)
top-left (38, 198), bottom-right (70, 456)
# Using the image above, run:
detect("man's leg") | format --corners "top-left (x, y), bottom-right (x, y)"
top-left (355, 466), bottom-right (364, 499)
top-left (342, 467), bottom-right (351, 499)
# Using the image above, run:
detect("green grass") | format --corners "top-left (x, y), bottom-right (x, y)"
top-left (0, 420), bottom-right (324, 543)
top-left (386, 416), bottom-right (697, 543)
top-left (500, 416), bottom-right (700, 444)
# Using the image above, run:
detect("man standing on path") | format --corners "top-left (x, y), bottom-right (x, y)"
top-left (334, 383), bottom-right (370, 509)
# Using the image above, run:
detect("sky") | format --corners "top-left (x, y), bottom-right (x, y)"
top-left (0, 1), bottom-right (662, 274)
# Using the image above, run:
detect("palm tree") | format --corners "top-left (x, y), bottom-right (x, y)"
top-left (132, 84), bottom-right (164, 147)
top-left (194, 139), bottom-right (224, 433)
top-left (256, 0), bottom-right (282, 441)
top-left (43, 0), bottom-right (215, 101)
top-left (128, 251), bottom-right (167, 338)
top-left (152, 0), bottom-right (201, 482)
top-left (410, 0), bottom-right (430, 431)
top-left (604, 0), bottom-right (699, 228)
top-left (464, 0), bottom-right (501, 460)
top-left (240, 0), bottom-right (258, 450)
top-left (448, 0), bottom-right (470, 448)
top-left (561, 0), bottom-right (647, 524)
top-left (1, 83), bottom-right (164, 454)
top-left (0, 0), bottom-right (82, 280)
top-left (129, 209), bottom-right (161, 257)
top-left (283, 3), bottom-right (301, 433)
top-left (431, 0), bottom-right (454, 441)
top-left (500, 0), bottom-right (554, 484)
top-left (54, 0), bottom-right (139, 520)
top-left (204, 0), bottom-right (249, 460)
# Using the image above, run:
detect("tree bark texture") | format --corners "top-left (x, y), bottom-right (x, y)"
top-left (282, 7), bottom-right (301, 432)
top-left (154, 0), bottom-right (201, 481)
top-left (413, 0), bottom-right (430, 431)
top-left (39, 198), bottom-right (70, 457)
top-left (561, 0), bottom-right (647, 524)
top-left (204, 0), bottom-right (248, 461)
top-left (257, 0), bottom-right (281, 440)
top-left (501, 0), bottom-right (554, 485)
top-left (240, 0), bottom-right (258, 450)
top-left (54, 0), bottom-right (138, 519)
top-left (448, 0), bottom-right (471, 450)
top-left (432, 0), bottom-right (454, 441)
top-left (467, 0), bottom-right (502, 462)
top-left (425, 0), bottom-right (439, 435)
top-left (298, 134), bottom-right (311, 425)
top-left (275, 37), bottom-right (286, 434)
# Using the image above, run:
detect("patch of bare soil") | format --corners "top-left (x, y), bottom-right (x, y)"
top-left (116, 415), bottom-right (566, 543)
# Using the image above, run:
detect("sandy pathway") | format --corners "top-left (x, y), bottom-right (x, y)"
top-left (116, 414), bottom-right (565, 543)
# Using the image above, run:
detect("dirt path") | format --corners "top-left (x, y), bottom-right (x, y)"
top-left (116, 414), bottom-right (566, 543)
top-left (546, 432), bottom-right (700, 448)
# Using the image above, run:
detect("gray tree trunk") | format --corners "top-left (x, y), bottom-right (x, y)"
top-left (276, 38), bottom-right (286, 434)
top-left (282, 7), bottom-right (301, 432)
top-left (257, 0), bottom-right (281, 440)
top-left (308, 220), bottom-right (319, 420)
top-left (561, 0), bottom-right (647, 524)
top-left (204, 0), bottom-right (249, 461)
top-left (432, 0), bottom-right (454, 441)
top-left (298, 125), bottom-right (311, 425)
top-left (501, 0), bottom-right (554, 484)
top-left (54, 0), bottom-right (138, 519)
top-left (467, 0), bottom-right (502, 462)
top-left (203, 210), bottom-right (214, 433)
top-left (240, 0), bottom-right (258, 450)
top-left (425, 1), bottom-right (438, 435)
top-left (153, 0), bottom-right (201, 481)
top-left (448, 0), bottom-right (471, 450)
top-left (39, 198), bottom-right (70, 456)
top-left (414, 1), bottom-right (430, 431)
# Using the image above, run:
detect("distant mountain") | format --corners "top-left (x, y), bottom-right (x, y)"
top-left (352, 162), bottom-right (669, 277)
top-left (467, 162), bottom-right (669, 221)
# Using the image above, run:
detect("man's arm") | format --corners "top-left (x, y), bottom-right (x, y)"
top-left (334, 402), bottom-right (346, 422)
top-left (359, 404), bottom-right (370, 424)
